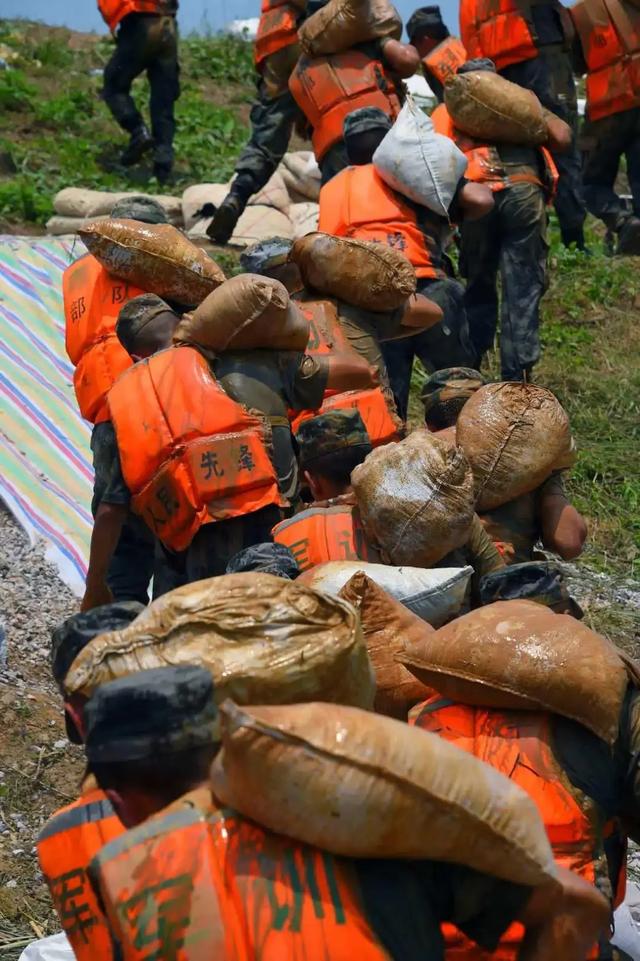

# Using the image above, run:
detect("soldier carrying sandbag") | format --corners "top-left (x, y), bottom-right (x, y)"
top-left (78, 661), bottom-right (609, 960)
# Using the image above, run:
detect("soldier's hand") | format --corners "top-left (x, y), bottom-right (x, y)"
top-left (81, 581), bottom-right (114, 613)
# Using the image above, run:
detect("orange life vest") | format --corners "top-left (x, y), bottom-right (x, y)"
top-left (411, 696), bottom-right (618, 961)
top-left (290, 386), bottom-right (402, 448)
top-left (255, 0), bottom-right (300, 66)
top-left (459, 0), bottom-right (538, 69)
top-left (37, 787), bottom-right (123, 961)
top-left (108, 346), bottom-right (284, 551)
top-left (63, 254), bottom-right (144, 425)
top-left (319, 164), bottom-right (442, 278)
top-left (97, 0), bottom-right (167, 31)
top-left (289, 49), bottom-right (401, 161)
top-left (272, 504), bottom-right (379, 570)
top-left (298, 297), bottom-right (354, 357)
top-left (432, 103), bottom-right (559, 200)
top-left (91, 796), bottom-right (394, 961)
top-left (572, 0), bottom-right (640, 121)
top-left (422, 36), bottom-right (468, 86)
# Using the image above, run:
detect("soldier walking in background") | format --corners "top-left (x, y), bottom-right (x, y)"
top-left (207, 0), bottom-right (307, 244)
top-left (98, 0), bottom-right (180, 184)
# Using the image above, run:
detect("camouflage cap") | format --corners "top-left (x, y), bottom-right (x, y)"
top-left (51, 602), bottom-right (144, 693)
top-left (479, 562), bottom-right (584, 618)
top-left (226, 542), bottom-right (300, 579)
top-left (458, 58), bottom-right (497, 74)
top-left (84, 666), bottom-right (218, 764)
top-left (343, 108), bottom-right (393, 141)
top-left (297, 409), bottom-right (373, 469)
top-left (116, 293), bottom-right (173, 353)
top-left (240, 237), bottom-right (293, 275)
top-left (406, 6), bottom-right (449, 41)
top-left (110, 195), bottom-right (169, 224)
top-left (421, 367), bottom-right (486, 429)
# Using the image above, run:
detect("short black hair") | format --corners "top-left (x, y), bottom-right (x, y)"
top-left (91, 743), bottom-right (218, 808)
top-left (304, 445), bottom-right (371, 487)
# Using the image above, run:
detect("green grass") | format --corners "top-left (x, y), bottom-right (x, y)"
top-left (0, 19), bottom-right (254, 223)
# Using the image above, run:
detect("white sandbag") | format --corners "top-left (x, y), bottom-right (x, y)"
top-left (249, 170), bottom-right (290, 213)
top-left (290, 201), bottom-right (319, 238)
top-left (280, 151), bottom-right (322, 201)
top-left (54, 187), bottom-right (183, 224)
top-left (182, 183), bottom-right (231, 231)
top-left (298, 561), bottom-right (473, 627)
top-left (18, 934), bottom-right (74, 961)
top-left (189, 205), bottom-right (294, 247)
top-left (373, 99), bottom-right (468, 217)
top-left (46, 215), bottom-right (108, 235)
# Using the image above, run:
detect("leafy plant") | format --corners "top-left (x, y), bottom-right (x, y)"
top-left (0, 69), bottom-right (36, 111)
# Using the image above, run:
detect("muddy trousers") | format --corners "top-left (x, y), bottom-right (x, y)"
top-left (381, 277), bottom-right (476, 421)
top-left (582, 108), bottom-right (640, 227)
top-left (460, 182), bottom-right (549, 382)
top-left (102, 12), bottom-right (180, 167)
top-left (502, 47), bottom-right (586, 244)
top-left (232, 73), bottom-right (299, 199)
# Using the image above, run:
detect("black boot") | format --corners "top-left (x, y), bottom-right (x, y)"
top-left (560, 225), bottom-right (590, 253)
top-left (206, 193), bottom-right (245, 245)
top-left (153, 162), bottom-right (172, 186)
top-left (616, 216), bottom-right (640, 255)
top-left (120, 125), bottom-right (154, 167)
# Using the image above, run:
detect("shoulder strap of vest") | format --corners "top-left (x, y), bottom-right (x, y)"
top-left (91, 804), bottom-right (207, 871)
top-left (603, 0), bottom-right (638, 52)
top-left (417, 696), bottom-right (457, 716)
top-left (38, 797), bottom-right (116, 843)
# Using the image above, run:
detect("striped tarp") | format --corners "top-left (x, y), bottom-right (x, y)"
top-left (0, 236), bottom-right (91, 596)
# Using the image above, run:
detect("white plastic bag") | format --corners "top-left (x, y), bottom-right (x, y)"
top-left (299, 562), bottom-right (473, 627)
top-left (373, 99), bottom-right (467, 217)
top-left (18, 933), bottom-right (75, 961)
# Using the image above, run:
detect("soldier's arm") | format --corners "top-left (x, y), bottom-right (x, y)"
top-left (380, 37), bottom-right (421, 78)
top-left (539, 474), bottom-right (587, 560)
top-left (82, 503), bottom-right (127, 612)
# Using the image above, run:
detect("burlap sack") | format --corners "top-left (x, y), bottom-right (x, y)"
top-left (298, 562), bottom-right (472, 627)
top-left (78, 219), bottom-right (226, 306)
top-left (456, 383), bottom-right (574, 510)
top-left (173, 274), bottom-right (309, 351)
top-left (290, 202), bottom-right (319, 238)
top-left (249, 171), bottom-right (290, 212)
top-left (187, 206), bottom-right (295, 246)
top-left (352, 431), bottom-right (475, 566)
top-left (281, 151), bottom-right (321, 202)
top-left (46, 215), bottom-right (107, 236)
top-left (291, 232), bottom-right (416, 311)
top-left (338, 572), bottom-right (435, 718)
top-left (399, 599), bottom-right (630, 743)
top-left (211, 700), bottom-right (558, 885)
top-left (182, 183), bottom-right (229, 231)
top-left (299, 0), bottom-right (402, 56)
top-left (445, 71), bottom-right (548, 146)
top-left (63, 573), bottom-right (375, 711)
top-left (432, 426), bottom-right (457, 448)
top-left (54, 188), bottom-right (183, 224)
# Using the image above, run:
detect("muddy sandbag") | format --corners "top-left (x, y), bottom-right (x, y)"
top-left (338, 572), bottom-right (435, 718)
top-left (399, 599), bottom-right (629, 743)
top-left (298, 561), bottom-right (472, 627)
top-left (54, 188), bottom-right (183, 223)
top-left (299, 0), bottom-right (402, 56)
top-left (456, 382), bottom-right (573, 510)
top-left (211, 700), bottom-right (558, 885)
top-left (291, 232), bottom-right (416, 312)
top-left (373, 100), bottom-right (468, 216)
top-left (63, 573), bottom-right (375, 711)
top-left (445, 71), bottom-right (547, 146)
top-left (78, 219), bottom-right (226, 306)
top-left (352, 430), bottom-right (475, 567)
top-left (173, 274), bottom-right (309, 351)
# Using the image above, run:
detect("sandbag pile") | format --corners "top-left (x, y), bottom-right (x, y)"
top-left (211, 699), bottom-right (558, 885)
top-left (78, 218), bottom-right (226, 306)
top-left (298, 561), bottom-right (472, 627)
top-left (445, 70), bottom-right (548, 146)
top-left (63, 573), bottom-right (376, 711)
top-left (290, 232), bottom-right (416, 311)
top-left (351, 431), bottom-right (476, 566)
top-left (299, 0), bottom-right (402, 56)
top-left (183, 153), bottom-right (321, 245)
top-left (456, 382), bottom-right (574, 510)
top-left (173, 273), bottom-right (310, 351)
top-left (46, 188), bottom-right (183, 235)
top-left (373, 99), bottom-right (468, 217)
top-left (399, 599), bottom-right (631, 743)
top-left (338, 572), bottom-right (435, 717)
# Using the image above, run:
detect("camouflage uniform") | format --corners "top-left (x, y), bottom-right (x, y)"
top-left (580, 108), bottom-right (640, 239)
top-left (479, 560), bottom-right (583, 617)
top-left (421, 367), bottom-right (486, 430)
top-left (438, 514), bottom-right (506, 604)
top-left (84, 666), bottom-right (218, 764)
top-left (296, 409), bottom-right (373, 473)
top-left (102, 9), bottom-right (180, 179)
top-left (478, 472), bottom-right (566, 565)
top-left (226, 542), bottom-right (300, 578)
